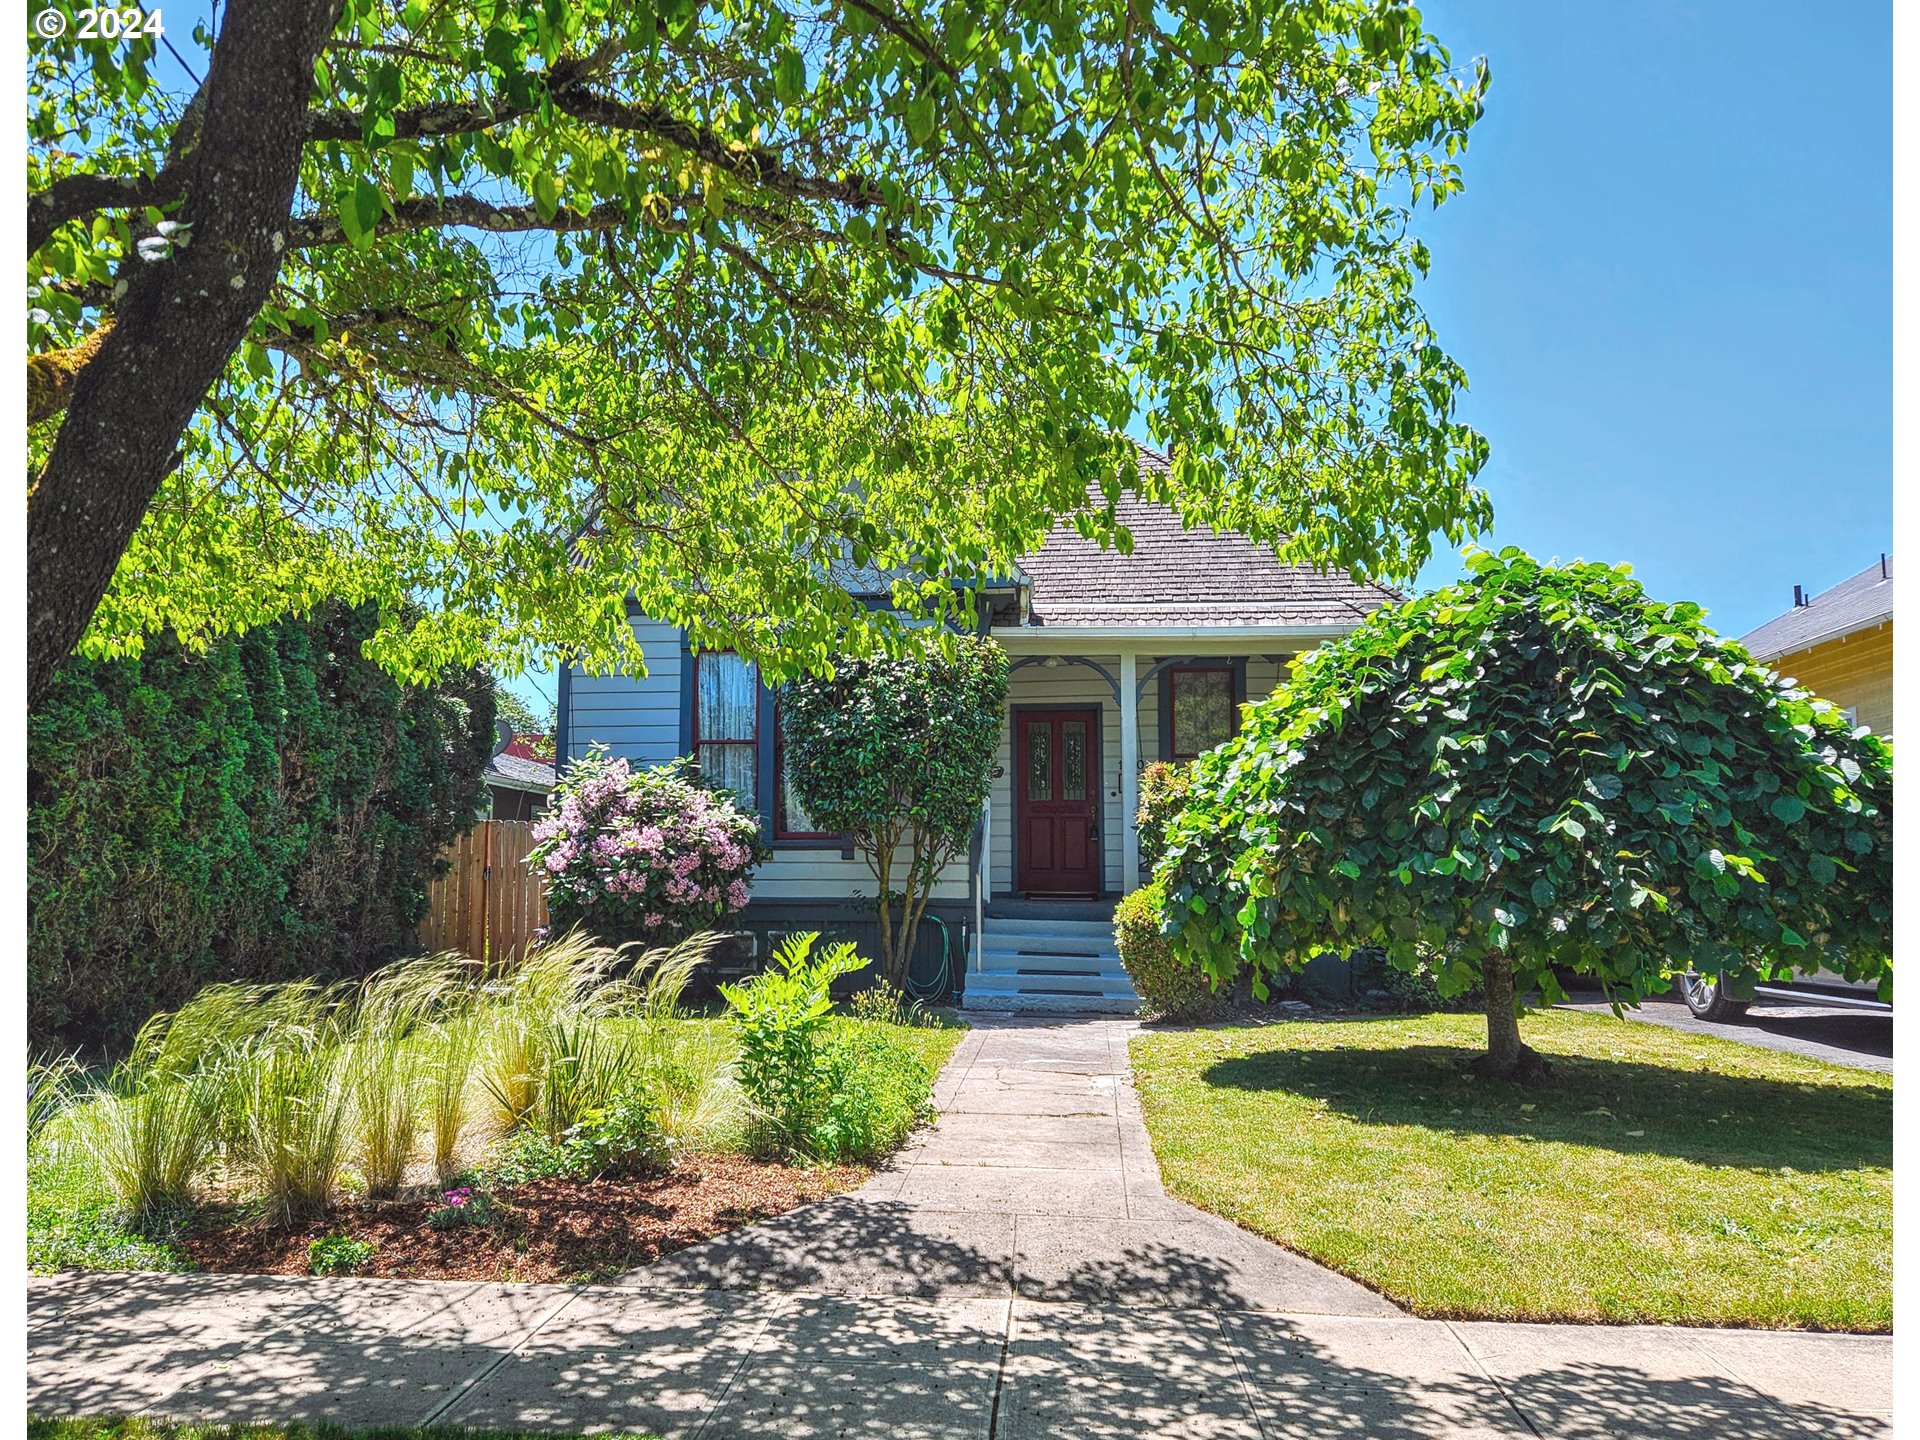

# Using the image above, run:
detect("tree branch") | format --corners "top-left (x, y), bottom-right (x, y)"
top-left (28, 170), bottom-right (182, 255)
top-left (548, 87), bottom-right (887, 209)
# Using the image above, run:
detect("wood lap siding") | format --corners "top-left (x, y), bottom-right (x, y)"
top-left (1769, 625), bottom-right (1894, 736)
top-left (419, 820), bottom-right (551, 962)
top-left (565, 618), bottom-right (685, 767)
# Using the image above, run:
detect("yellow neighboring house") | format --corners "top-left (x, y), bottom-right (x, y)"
top-left (1738, 555), bottom-right (1893, 737)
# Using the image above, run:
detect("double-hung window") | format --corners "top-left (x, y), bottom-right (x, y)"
top-left (694, 651), bottom-right (759, 809)
top-left (1168, 665), bottom-right (1237, 760)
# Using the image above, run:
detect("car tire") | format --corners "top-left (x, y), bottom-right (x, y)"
top-left (1681, 972), bottom-right (1750, 1022)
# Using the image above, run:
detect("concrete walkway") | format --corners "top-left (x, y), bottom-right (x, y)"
top-left (28, 1016), bottom-right (1893, 1438)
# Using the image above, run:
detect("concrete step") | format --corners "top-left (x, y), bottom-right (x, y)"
top-left (979, 951), bottom-right (1119, 977)
top-left (961, 990), bottom-right (1139, 1015)
top-left (964, 970), bottom-right (1137, 998)
top-left (981, 918), bottom-right (1117, 943)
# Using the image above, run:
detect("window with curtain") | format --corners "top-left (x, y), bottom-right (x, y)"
top-left (1169, 666), bottom-right (1236, 759)
top-left (774, 704), bottom-right (831, 838)
top-left (694, 651), bottom-right (758, 809)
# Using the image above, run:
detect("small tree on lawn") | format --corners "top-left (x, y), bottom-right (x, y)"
top-left (1158, 548), bottom-right (1893, 1081)
top-left (781, 637), bottom-right (1009, 988)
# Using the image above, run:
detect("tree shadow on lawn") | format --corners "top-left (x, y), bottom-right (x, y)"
top-left (1201, 1043), bottom-right (1890, 1173)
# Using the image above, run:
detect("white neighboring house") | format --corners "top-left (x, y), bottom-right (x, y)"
top-left (556, 447), bottom-right (1397, 1011)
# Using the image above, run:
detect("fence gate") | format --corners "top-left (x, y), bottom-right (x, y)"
top-left (418, 820), bottom-right (550, 963)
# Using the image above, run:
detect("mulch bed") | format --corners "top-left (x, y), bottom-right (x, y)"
top-left (179, 1153), bottom-right (866, 1284)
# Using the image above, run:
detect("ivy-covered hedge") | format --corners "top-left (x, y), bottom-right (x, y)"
top-left (29, 604), bottom-right (494, 1052)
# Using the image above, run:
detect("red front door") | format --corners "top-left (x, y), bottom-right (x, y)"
top-left (1014, 709), bottom-right (1102, 896)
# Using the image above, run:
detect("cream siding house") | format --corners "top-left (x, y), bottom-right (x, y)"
top-left (557, 450), bottom-right (1396, 1010)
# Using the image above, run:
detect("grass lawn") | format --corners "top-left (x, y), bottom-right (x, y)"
top-left (1130, 1009), bottom-right (1891, 1331)
top-left (28, 1420), bottom-right (659, 1440)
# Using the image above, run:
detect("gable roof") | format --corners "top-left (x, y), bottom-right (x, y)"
top-left (1738, 556), bottom-right (1893, 662)
top-left (1011, 445), bottom-right (1401, 629)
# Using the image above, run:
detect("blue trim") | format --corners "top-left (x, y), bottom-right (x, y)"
top-left (555, 659), bottom-right (573, 776)
top-left (677, 632), bottom-right (696, 757)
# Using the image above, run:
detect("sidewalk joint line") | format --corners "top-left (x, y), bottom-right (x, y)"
top-left (417, 1284), bottom-right (586, 1428)
top-left (1442, 1318), bottom-right (1544, 1439)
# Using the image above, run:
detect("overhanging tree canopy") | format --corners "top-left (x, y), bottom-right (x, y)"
top-left (1158, 549), bottom-right (1894, 1079)
top-left (28, 0), bottom-right (1491, 707)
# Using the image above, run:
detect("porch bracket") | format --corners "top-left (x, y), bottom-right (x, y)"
top-left (1134, 654), bottom-right (1236, 703)
top-left (1006, 655), bottom-right (1122, 705)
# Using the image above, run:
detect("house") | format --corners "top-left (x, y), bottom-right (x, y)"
top-left (1739, 555), bottom-right (1893, 737)
top-left (556, 447), bottom-right (1397, 1010)
top-left (483, 728), bottom-right (556, 824)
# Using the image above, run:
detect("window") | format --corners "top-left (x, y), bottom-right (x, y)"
top-left (1169, 666), bottom-right (1236, 759)
top-left (694, 651), bottom-right (758, 809)
top-left (774, 704), bottom-right (832, 839)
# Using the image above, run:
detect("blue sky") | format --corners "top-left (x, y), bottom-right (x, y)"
top-left (1408, 1), bottom-right (1892, 634)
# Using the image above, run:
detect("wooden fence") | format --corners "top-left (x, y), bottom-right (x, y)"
top-left (418, 820), bottom-right (550, 963)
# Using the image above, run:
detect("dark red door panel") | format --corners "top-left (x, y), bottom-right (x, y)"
top-left (1015, 709), bottom-right (1101, 895)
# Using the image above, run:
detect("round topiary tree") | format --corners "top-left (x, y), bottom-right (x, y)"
top-left (781, 635), bottom-right (1010, 988)
top-left (1158, 549), bottom-right (1894, 1081)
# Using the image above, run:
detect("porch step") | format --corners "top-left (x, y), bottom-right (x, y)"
top-left (964, 913), bottom-right (1137, 1015)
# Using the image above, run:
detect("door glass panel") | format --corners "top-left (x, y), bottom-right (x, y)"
top-left (1062, 721), bottom-right (1087, 800)
top-left (1027, 724), bottom-right (1052, 801)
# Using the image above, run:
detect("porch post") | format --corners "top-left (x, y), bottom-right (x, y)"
top-left (1119, 651), bottom-right (1140, 893)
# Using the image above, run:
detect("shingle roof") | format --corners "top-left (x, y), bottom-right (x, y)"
top-left (486, 750), bottom-right (556, 793)
top-left (1013, 445), bottom-right (1401, 628)
top-left (1738, 556), bottom-right (1893, 661)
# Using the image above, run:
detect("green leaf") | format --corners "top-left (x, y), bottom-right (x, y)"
top-left (1770, 795), bottom-right (1807, 824)
top-left (773, 47), bottom-right (805, 104)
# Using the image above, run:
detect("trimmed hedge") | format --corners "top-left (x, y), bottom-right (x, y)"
top-left (29, 604), bottom-right (494, 1052)
top-left (1115, 881), bottom-right (1225, 1021)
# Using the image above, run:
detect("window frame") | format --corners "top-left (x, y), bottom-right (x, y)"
top-left (772, 702), bottom-right (835, 841)
top-left (1167, 664), bottom-right (1239, 761)
top-left (691, 650), bottom-right (760, 810)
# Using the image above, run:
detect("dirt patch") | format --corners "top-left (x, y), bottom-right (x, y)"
top-left (179, 1153), bottom-right (865, 1284)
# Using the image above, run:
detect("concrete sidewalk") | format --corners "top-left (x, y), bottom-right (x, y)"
top-left (27, 1015), bottom-right (1893, 1437)
top-left (27, 1270), bottom-right (1891, 1437)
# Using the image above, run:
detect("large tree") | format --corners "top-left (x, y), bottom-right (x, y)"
top-left (1158, 549), bottom-right (1894, 1081)
top-left (28, 0), bottom-right (1491, 708)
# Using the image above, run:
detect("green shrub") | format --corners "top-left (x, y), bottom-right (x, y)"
top-left (720, 932), bottom-right (871, 1157)
top-left (307, 1235), bottom-right (377, 1276)
top-left (814, 1025), bottom-right (936, 1163)
top-left (28, 601), bottom-right (494, 1053)
top-left (560, 1092), bottom-right (674, 1178)
top-left (1135, 761), bottom-right (1194, 870)
top-left (1116, 882), bottom-right (1225, 1021)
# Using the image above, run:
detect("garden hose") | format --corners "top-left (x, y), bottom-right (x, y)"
top-left (905, 914), bottom-right (953, 1003)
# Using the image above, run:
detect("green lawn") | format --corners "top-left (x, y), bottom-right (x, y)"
top-left (28, 1420), bottom-right (658, 1440)
top-left (1130, 1010), bottom-right (1891, 1331)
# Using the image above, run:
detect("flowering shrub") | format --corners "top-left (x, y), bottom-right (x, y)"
top-left (529, 748), bottom-right (766, 944)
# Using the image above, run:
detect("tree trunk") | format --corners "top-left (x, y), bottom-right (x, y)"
top-left (1476, 953), bottom-right (1551, 1082)
top-left (26, 0), bottom-right (345, 709)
